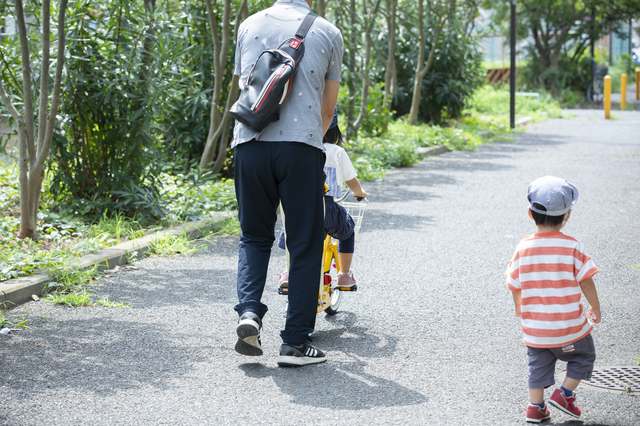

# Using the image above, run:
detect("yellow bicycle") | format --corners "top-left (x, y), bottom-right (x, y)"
top-left (317, 191), bottom-right (367, 315)
top-left (279, 191), bottom-right (367, 315)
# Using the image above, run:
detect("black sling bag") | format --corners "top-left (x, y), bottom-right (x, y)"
top-left (230, 12), bottom-right (318, 132)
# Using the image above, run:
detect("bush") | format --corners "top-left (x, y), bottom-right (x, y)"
top-left (392, 18), bottom-right (485, 123)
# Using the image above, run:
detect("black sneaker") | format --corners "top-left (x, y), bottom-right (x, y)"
top-left (235, 312), bottom-right (263, 356)
top-left (277, 341), bottom-right (327, 367)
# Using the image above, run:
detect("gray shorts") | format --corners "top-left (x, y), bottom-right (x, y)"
top-left (527, 334), bottom-right (596, 389)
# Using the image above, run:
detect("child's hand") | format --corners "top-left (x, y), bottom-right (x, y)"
top-left (515, 305), bottom-right (522, 318)
top-left (588, 306), bottom-right (601, 324)
top-left (352, 189), bottom-right (367, 200)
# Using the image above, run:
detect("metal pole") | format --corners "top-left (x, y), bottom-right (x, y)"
top-left (609, 32), bottom-right (612, 66)
top-left (630, 20), bottom-right (633, 56)
top-left (510, 0), bottom-right (516, 129)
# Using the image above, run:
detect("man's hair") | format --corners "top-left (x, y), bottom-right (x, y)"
top-left (323, 125), bottom-right (343, 146)
top-left (530, 202), bottom-right (565, 226)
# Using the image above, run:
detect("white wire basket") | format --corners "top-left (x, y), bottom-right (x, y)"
top-left (339, 201), bottom-right (367, 236)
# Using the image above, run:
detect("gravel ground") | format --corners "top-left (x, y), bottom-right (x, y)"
top-left (1, 110), bottom-right (639, 425)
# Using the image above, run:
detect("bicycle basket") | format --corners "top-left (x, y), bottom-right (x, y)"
top-left (340, 202), bottom-right (367, 237)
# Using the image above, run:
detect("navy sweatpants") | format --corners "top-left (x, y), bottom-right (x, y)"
top-left (234, 141), bottom-right (325, 345)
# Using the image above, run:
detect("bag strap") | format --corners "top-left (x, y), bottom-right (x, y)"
top-left (294, 12), bottom-right (318, 41)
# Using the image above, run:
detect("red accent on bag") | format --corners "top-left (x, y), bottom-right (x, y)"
top-left (289, 38), bottom-right (302, 49)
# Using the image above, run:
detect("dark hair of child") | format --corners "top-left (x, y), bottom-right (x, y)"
top-left (323, 125), bottom-right (343, 146)
top-left (530, 202), bottom-right (565, 227)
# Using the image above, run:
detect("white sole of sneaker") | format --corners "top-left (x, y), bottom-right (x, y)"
top-left (235, 319), bottom-right (262, 356)
top-left (525, 417), bottom-right (549, 423)
top-left (548, 400), bottom-right (580, 418)
top-left (277, 355), bottom-right (327, 367)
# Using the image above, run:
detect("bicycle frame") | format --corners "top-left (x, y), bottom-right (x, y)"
top-left (317, 234), bottom-right (340, 313)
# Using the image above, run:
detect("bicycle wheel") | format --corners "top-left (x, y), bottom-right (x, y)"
top-left (324, 257), bottom-right (343, 315)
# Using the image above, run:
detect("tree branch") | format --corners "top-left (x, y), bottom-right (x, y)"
top-left (14, 0), bottom-right (36, 166)
top-left (37, 0), bottom-right (51, 155)
top-left (0, 77), bottom-right (22, 122)
top-left (35, 0), bottom-right (68, 175)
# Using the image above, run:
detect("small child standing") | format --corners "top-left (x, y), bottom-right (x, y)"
top-left (278, 109), bottom-right (367, 289)
top-left (506, 176), bottom-right (601, 424)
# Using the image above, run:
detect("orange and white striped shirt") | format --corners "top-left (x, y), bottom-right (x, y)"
top-left (506, 232), bottom-right (599, 348)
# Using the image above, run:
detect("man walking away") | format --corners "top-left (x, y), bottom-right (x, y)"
top-left (231, 0), bottom-right (343, 367)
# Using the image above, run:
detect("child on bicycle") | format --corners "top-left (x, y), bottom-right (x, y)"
top-left (278, 108), bottom-right (367, 289)
top-left (506, 176), bottom-right (601, 423)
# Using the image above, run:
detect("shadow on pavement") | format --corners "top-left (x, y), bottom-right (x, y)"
top-left (1, 317), bottom-right (210, 396)
top-left (239, 312), bottom-right (426, 410)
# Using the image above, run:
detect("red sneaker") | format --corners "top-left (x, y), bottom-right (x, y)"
top-left (549, 388), bottom-right (581, 418)
top-left (526, 404), bottom-right (551, 423)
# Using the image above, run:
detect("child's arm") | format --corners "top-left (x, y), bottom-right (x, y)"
top-left (345, 177), bottom-right (367, 200)
top-left (579, 277), bottom-right (601, 324)
top-left (512, 290), bottom-right (522, 318)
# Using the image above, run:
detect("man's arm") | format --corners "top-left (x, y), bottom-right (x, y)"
top-left (321, 80), bottom-right (340, 136)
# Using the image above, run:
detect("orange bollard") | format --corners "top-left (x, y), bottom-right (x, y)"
top-left (636, 68), bottom-right (639, 100)
top-left (620, 74), bottom-right (626, 110)
top-left (604, 75), bottom-right (611, 119)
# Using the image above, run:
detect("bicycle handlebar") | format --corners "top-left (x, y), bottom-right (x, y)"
top-left (335, 189), bottom-right (368, 203)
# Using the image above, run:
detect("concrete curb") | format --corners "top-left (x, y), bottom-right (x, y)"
top-left (416, 119), bottom-right (532, 160)
top-left (0, 211), bottom-right (234, 309)
top-left (416, 145), bottom-right (450, 158)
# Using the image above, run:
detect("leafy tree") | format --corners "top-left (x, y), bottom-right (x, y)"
top-left (0, 0), bottom-right (68, 239)
top-left (393, 3), bottom-right (484, 122)
top-left (199, 0), bottom-right (248, 174)
top-left (49, 0), bottom-right (187, 218)
top-left (486, 0), bottom-right (640, 89)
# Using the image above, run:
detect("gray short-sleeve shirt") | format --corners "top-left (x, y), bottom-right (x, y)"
top-left (232, 0), bottom-right (344, 151)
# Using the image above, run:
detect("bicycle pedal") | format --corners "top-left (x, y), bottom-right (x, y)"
top-left (278, 287), bottom-right (288, 295)
top-left (335, 285), bottom-right (357, 292)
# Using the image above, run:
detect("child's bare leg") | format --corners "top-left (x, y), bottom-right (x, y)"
top-left (338, 252), bottom-right (353, 274)
top-left (529, 388), bottom-right (544, 404)
top-left (561, 377), bottom-right (580, 392)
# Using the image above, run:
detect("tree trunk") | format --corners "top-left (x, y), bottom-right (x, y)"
top-left (0, 0), bottom-right (69, 240)
top-left (345, 0), bottom-right (359, 140)
top-left (317, 0), bottom-right (327, 17)
top-left (383, 0), bottom-right (397, 114)
top-left (353, 0), bottom-right (382, 130)
top-left (408, 0), bottom-right (450, 125)
top-left (200, 0), bottom-right (247, 171)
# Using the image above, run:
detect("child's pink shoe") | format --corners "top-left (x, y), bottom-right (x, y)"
top-left (278, 270), bottom-right (288, 289)
top-left (336, 271), bottom-right (356, 288)
top-left (549, 388), bottom-right (581, 418)
top-left (525, 404), bottom-right (550, 423)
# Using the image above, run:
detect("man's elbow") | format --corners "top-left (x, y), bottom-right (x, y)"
top-left (321, 109), bottom-right (334, 123)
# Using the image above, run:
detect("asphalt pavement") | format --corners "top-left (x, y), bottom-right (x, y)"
top-left (1, 109), bottom-right (639, 425)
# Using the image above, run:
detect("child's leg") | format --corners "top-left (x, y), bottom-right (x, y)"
top-left (337, 232), bottom-right (355, 273)
top-left (529, 388), bottom-right (544, 404)
top-left (338, 252), bottom-right (353, 274)
top-left (560, 377), bottom-right (581, 392)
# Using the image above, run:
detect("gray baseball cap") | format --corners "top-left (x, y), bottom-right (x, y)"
top-left (527, 176), bottom-right (579, 216)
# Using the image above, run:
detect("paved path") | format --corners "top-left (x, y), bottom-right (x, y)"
top-left (2, 110), bottom-right (639, 425)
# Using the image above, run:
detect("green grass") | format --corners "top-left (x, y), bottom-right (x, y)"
top-left (203, 216), bottom-right (241, 237)
top-left (467, 85), bottom-right (563, 121)
top-left (147, 231), bottom-right (205, 257)
top-left (45, 288), bottom-right (129, 308)
top-left (0, 307), bottom-right (30, 328)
